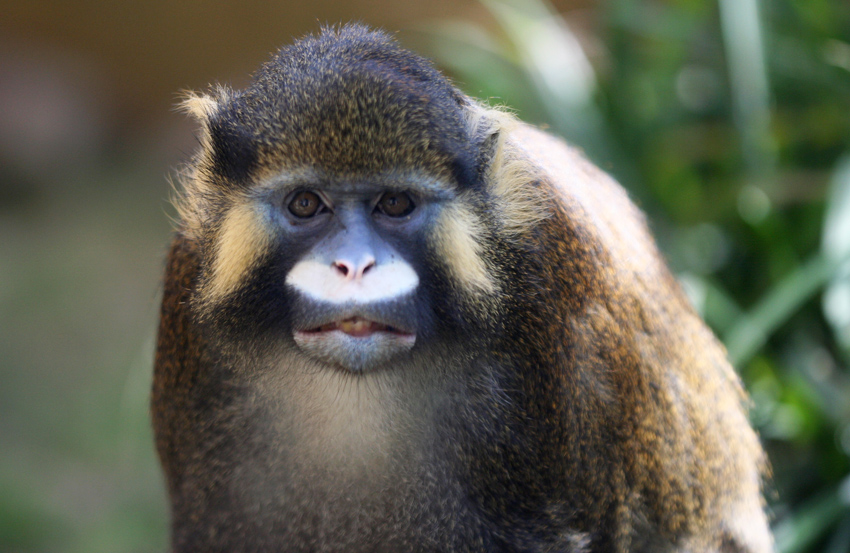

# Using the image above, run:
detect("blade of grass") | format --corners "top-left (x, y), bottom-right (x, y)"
top-left (479, 0), bottom-right (608, 162)
top-left (822, 155), bottom-right (850, 353)
top-left (476, 0), bottom-right (645, 198)
top-left (724, 253), bottom-right (841, 367)
top-left (717, 0), bottom-right (775, 177)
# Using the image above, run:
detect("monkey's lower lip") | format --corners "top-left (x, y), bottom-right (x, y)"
top-left (293, 318), bottom-right (416, 371)
top-left (302, 316), bottom-right (413, 338)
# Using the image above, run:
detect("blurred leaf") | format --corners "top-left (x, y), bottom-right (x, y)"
top-left (479, 0), bottom-right (609, 163)
top-left (481, 0), bottom-right (596, 107)
top-left (718, 0), bottom-right (775, 177)
top-left (409, 22), bottom-right (549, 122)
top-left (784, 336), bottom-right (850, 427)
top-left (822, 156), bottom-right (850, 260)
top-left (774, 477), bottom-right (850, 553)
top-left (822, 155), bottom-right (850, 353)
top-left (678, 272), bottom-right (743, 332)
top-left (724, 253), bottom-right (839, 367)
top-left (823, 512), bottom-right (850, 553)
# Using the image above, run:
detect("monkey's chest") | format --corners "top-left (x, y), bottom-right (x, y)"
top-left (177, 369), bottom-right (493, 552)
top-left (192, 406), bottom-right (487, 552)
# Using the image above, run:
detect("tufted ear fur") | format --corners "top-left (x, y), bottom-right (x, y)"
top-left (172, 88), bottom-right (231, 241)
top-left (178, 90), bottom-right (221, 124)
top-left (465, 104), bottom-right (550, 238)
top-left (177, 87), bottom-right (235, 153)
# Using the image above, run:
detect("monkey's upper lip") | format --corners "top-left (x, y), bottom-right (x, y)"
top-left (290, 295), bottom-right (418, 341)
top-left (301, 316), bottom-right (414, 338)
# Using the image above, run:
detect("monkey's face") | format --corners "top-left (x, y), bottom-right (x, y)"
top-left (191, 164), bottom-right (494, 373)
top-left (179, 41), bottom-right (507, 373)
top-left (275, 173), bottom-right (442, 372)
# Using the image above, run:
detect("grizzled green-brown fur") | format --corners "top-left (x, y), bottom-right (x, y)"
top-left (200, 26), bottom-right (478, 186)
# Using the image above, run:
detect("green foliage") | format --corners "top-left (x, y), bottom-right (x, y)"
top-left (422, 1), bottom-right (850, 550)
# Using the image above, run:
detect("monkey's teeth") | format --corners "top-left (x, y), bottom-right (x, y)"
top-left (315, 317), bottom-right (391, 337)
top-left (338, 318), bottom-right (372, 334)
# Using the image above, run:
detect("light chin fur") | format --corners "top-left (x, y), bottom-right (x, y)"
top-left (293, 330), bottom-right (416, 372)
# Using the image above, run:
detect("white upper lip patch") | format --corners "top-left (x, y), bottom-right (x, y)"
top-left (285, 258), bottom-right (419, 304)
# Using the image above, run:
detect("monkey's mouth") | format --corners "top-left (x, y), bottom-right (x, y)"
top-left (306, 316), bottom-right (411, 338)
top-left (294, 316), bottom-right (416, 372)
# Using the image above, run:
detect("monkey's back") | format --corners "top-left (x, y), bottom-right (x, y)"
top-left (506, 124), bottom-right (770, 551)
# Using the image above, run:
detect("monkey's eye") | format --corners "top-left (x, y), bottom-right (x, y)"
top-left (288, 191), bottom-right (325, 218)
top-left (376, 191), bottom-right (415, 218)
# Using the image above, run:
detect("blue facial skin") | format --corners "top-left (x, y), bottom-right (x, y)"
top-left (236, 178), bottom-right (450, 372)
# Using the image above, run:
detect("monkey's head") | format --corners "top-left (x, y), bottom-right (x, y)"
top-left (176, 25), bottom-right (522, 373)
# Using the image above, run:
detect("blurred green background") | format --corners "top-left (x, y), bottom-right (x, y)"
top-left (2, 1), bottom-right (849, 552)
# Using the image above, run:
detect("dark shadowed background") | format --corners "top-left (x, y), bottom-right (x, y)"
top-left (1, 1), bottom-right (849, 552)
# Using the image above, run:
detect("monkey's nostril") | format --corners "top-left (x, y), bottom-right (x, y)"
top-left (356, 256), bottom-right (377, 280)
top-left (333, 261), bottom-right (351, 277)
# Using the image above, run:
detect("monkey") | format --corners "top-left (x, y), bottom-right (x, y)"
top-left (152, 24), bottom-right (772, 553)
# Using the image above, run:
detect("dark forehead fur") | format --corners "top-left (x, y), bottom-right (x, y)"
top-left (208, 25), bottom-right (478, 185)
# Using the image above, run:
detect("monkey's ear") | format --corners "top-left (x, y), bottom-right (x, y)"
top-left (172, 90), bottom-right (229, 239)
top-left (464, 104), bottom-right (516, 171)
top-left (178, 90), bottom-right (221, 124)
top-left (464, 104), bottom-right (549, 237)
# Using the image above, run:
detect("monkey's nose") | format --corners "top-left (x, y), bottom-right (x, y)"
top-left (333, 255), bottom-right (376, 281)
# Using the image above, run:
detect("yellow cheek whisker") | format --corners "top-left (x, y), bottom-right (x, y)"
top-left (204, 201), bottom-right (272, 301)
top-left (433, 200), bottom-right (496, 296)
